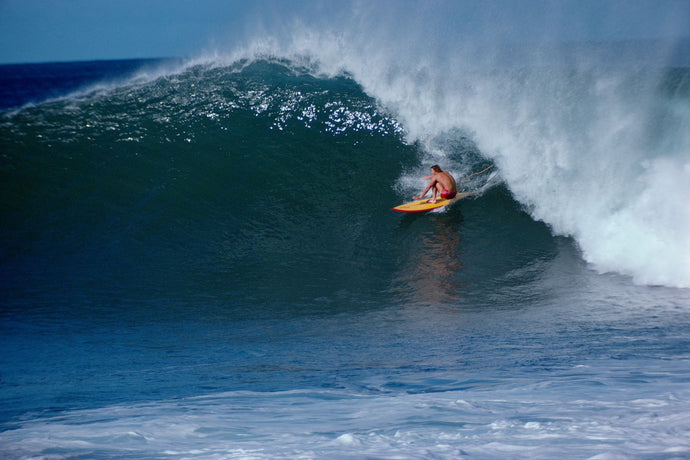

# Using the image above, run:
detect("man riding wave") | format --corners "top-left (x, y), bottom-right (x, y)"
top-left (413, 165), bottom-right (457, 204)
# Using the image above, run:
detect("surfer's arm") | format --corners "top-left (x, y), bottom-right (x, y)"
top-left (413, 180), bottom-right (434, 199)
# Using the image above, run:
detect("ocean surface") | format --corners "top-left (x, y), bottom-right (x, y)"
top-left (1, 39), bottom-right (690, 459)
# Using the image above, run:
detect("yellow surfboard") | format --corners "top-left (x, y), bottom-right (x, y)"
top-left (391, 192), bottom-right (473, 213)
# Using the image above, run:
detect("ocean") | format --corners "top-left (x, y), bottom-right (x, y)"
top-left (1, 38), bottom-right (689, 459)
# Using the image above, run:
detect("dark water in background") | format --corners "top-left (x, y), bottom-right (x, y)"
top-left (0, 59), bottom-right (175, 110)
top-left (1, 55), bottom-right (689, 459)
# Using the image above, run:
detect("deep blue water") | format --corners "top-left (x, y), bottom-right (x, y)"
top-left (0, 59), bottom-right (175, 110)
top-left (1, 52), bottom-right (689, 459)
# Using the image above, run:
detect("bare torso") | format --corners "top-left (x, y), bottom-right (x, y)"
top-left (435, 171), bottom-right (457, 193)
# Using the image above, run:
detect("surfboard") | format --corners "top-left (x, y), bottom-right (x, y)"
top-left (391, 191), bottom-right (473, 213)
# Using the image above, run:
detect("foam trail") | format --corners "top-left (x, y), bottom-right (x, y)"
top-left (217, 1), bottom-right (690, 288)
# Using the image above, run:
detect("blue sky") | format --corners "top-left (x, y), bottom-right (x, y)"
top-left (0, 0), bottom-right (688, 64)
top-left (0, 0), bottom-right (256, 63)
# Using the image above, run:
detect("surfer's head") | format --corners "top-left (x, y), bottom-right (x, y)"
top-left (431, 165), bottom-right (442, 173)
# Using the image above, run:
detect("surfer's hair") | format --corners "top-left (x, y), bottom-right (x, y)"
top-left (431, 165), bottom-right (442, 172)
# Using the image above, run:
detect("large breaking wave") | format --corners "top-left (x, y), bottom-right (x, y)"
top-left (205, 3), bottom-right (690, 288)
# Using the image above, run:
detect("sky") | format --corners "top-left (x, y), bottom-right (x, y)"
top-left (0, 0), bottom-right (689, 64)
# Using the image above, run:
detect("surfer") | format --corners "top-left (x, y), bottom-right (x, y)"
top-left (414, 165), bottom-right (457, 203)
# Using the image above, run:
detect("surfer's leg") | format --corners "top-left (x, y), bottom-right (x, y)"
top-left (428, 183), bottom-right (443, 203)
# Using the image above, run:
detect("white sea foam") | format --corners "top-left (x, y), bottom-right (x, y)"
top-left (2, 366), bottom-right (688, 460)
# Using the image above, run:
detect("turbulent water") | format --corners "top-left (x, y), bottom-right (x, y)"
top-left (1, 32), bottom-right (690, 459)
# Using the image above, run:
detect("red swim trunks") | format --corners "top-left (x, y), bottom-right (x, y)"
top-left (440, 189), bottom-right (456, 199)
